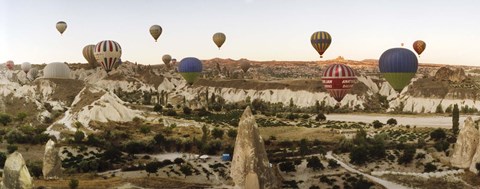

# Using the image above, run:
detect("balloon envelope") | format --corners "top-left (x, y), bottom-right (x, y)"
top-left (43, 62), bottom-right (71, 79)
top-left (213, 32), bottom-right (226, 49)
top-left (28, 68), bottom-right (38, 80)
top-left (379, 48), bottom-right (418, 92)
top-left (322, 64), bottom-right (357, 102)
top-left (5, 60), bottom-right (14, 70)
top-left (94, 40), bottom-right (122, 73)
top-left (240, 61), bottom-right (251, 73)
top-left (311, 31), bottom-right (332, 58)
top-left (150, 25), bottom-right (162, 42)
top-left (413, 40), bottom-right (426, 56)
top-left (162, 54), bottom-right (172, 66)
top-left (178, 57), bottom-right (202, 85)
top-left (56, 21), bottom-right (67, 35)
top-left (21, 62), bottom-right (31, 73)
top-left (83, 44), bottom-right (98, 66)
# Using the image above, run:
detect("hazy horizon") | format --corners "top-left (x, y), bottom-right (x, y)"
top-left (1, 0), bottom-right (480, 66)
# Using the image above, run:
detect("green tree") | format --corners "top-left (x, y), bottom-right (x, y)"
top-left (183, 106), bottom-right (192, 115)
top-left (69, 179), bottom-right (79, 189)
top-left (386, 118), bottom-right (397, 126)
top-left (201, 125), bottom-right (210, 145)
top-left (153, 104), bottom-right (163, 113)
top-left (0, 113), bottom-right (12, 126)
top-left (74, 131), bottom-right (85, 143)
top-left (145, 161), bottom-right (159, 176)
top-left (227, 129), bottom-right (237, 139)
top-left (289, 98), bottom-right (295, 108)
top-left (16, 112), bottom-right (28, 122)
top-left (350, 145), bottom-right (368, 165)
top-left (0, 152), bottom-right (6, 167)
top-left (279, 161), bottom-right (296, 173)
top-left (315, 113), bottom-right (326, 121)
top-left (398, 145), bottom-right (416, 164)
top-left (327, 159), bottom-right (340, 169)
top-left (27, 161), bottom-right (43, 178)
top-left (452, 104), bottom-right (459, 134)
top-left (154, 133), bottom-right (166, 145)
top-left (299, 139), bottom-right (309, 156)
top-left (424, 162), bottom-right (437, 172)
top-left (306, 156), bottom-right (324, 171)
top-left (211, 128), bottom-right (224, 139)
top-left (430, 129), bottom-right (446, 141)
top-left (180, 164), bottom-right (192, 178)
top-left (7, 144), bottom-right (18, 154)
top-left (436, 104), bottom-right (444, 113)
top-left (445, 105), bottom-right (453, 113)
top-left (372, 120), bottom-right (384, 129)
top-left (139, 125), bottom-right (151, 135)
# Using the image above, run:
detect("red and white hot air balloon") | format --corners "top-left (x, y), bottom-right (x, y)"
top-left (321, 64), bottom-right (357, 102)
top-left (93, 40), bottom-right (122, 73)
top-left (5, 60), bottom-right (14, 70)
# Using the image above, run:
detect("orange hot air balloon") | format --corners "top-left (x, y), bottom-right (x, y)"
top-left (413, 40), bottom-right (426, 56)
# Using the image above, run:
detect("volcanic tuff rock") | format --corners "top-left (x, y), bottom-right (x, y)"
top-left (450, 117), bottom-right (479, 168)
top-left (43, 139), bottom-right (62, 179)
top-left (230, 106), bottom-right (280, 189)
top-left (435, 67), bottom-right (466, 83)
top-left (0, 152), bottom-right (34, 189)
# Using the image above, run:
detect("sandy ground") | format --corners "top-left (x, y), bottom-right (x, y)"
top-left (326, 113), bottom-right (479, 128)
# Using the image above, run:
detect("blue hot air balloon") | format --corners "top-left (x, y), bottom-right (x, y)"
top-left (379, 48), bottom-right (418, 92)
top-left (178, 57), bottom-right (202, 85)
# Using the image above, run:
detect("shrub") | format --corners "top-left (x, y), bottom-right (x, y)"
top-left (350, 145), bottom-right (368, 164)
top-left (180, 164), bottom-right (192, 178)
top-left (0, 152), bottom-right (6, 167)
top-left (145, 161), bottom-right (160, 176)
top-left (0, 114), bottom-right (12, 126)
top-left (183, 106), bottom-right (192, 115)
top-left (16, 112), bottom-right (28, 122)
top-left (315, 113), bottom-right (326, 121)
top-left (328, 159), bottom-right (340, 168)
top-left (74, 131), bottom-right (85, 143)
top-left (434, 140), bottom-right (450, 152)
top-left (386, 118), bottom-right (397, 126)
top-left (211, 128), bottom-right (224, 139)
top-left (398, 145), bottom-right (416, 164)
top-left (139, 125), bottom-right (151, 135)
top-left (430, 129), bottom-right (446, 141)
top-left (174, 158), bottom-right (185, 164)
top-left (227, 129), bottom-right (237, 139)
top-left (306, 156), bottom-right (324, 171)
top-left (279, 161), bottom-right (296, 173)
top-left (7, 144), bottom-right (18, 154)
top-left (372, 120), bottom-right (384, 129)
top-left (27, 161), bottom-right (43, 178)
top-left (69, 179), bottom-right (79, 189)
top-left (424, 162), bottom-right (437, 172)
top-left (165, 109), bottom-right (177, 116)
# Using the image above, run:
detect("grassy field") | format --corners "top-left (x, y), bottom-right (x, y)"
top-left (259, 126), bottom-right (342, 142)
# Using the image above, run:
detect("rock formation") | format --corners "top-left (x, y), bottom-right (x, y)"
top-left (43, 139), bottom-right (62, 179)
top-left (0, 152), bottom-right (34, 189)
top-left (450, 117), bottom-right (478, 168)
top-left (230, 106), bottom-right (280, 189)
top-left (434, 67), bottom-right (466, 82)
top-left (470, 119), bottom-right (480, 173)
top-left (244, 172), bottom-right (260, 189)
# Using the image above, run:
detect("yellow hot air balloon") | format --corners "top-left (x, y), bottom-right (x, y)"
top-left (213, 32), bottom-right (226, 49)
top-left (83, 44), bottom-right (97, 67)
top-left (310, 31), bottom-right (331, 58)
top-left (56, 21), bottom-right (67, 35)
top-left (150, 25), bottom-right (162, 42)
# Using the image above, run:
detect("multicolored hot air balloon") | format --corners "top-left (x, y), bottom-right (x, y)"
top-left (83, 44), bottom-right (97, 67)
top-left (5, 60), bottom-right (14, 70)
top-left (213, 32), bottom-right (226, 49)
top-left (413, 40), bottom-right (426, 56)
top-left (56, 21), bottom-right (67, 35)
top-left (379, 48), bottom-right (418, 92)
top-left (94, 40), bottom-right (122, 73)
top-left (321, 64), bottom-right (357, 102)
top-left (150, 25), bottom-right (162, 42)
top-left (240, 61), bottom-right (251, 73)
top-left (162, 54), bottom-right (172, 66)
top-left (178, 57), bottom-right (202, 85)
top-left (21, 62), bottom-right (31, 74)
top-left (311, 31), bottom-right (332, 58)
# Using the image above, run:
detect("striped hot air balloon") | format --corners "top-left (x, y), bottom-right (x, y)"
top-left (83, 44), bottom-right (97, 67)
top-left (379, 48), bottom-right (418, 92)
top-left (94, 40), bottom-right (122, 73)
top-left (5, 60), bottom-right (14, 70)
top-left (322, 64), bottom-right (357, 102)
top-left (413, 40), bottom-right (426, 56)
top-left (311, 31), bottom-right (332, 58)
top-left (178, 57), bottom-right (202, 85)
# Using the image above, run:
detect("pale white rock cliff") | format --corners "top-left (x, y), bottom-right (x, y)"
top-left (230, 106), bottom-right (280, 189)
top-left (450, 117), bottom-right (478, 168)
top-left (0, 152), bottom-right (34, 189)
top-left (43, 139), bottom-right (62, 179)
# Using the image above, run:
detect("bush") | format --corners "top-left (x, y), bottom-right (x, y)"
top-left (306, 156), bottom-right (324, 171)
top-left (174, 158), bottom-right (185, 164)
top-left (372, 120), bottom-right (384, 129)
top-left (74, 131), bottom-right (85, 143)
top-left (434, 140), bottom-right (450, 152)
top-left (7, 144), bottom-right (18, 154)
top-left (0, 152), bottom-right (6, 167)
top-left (350, 145), bottom-right (368, 165)
top-left (211, 128), bottom-right (224, 139)
top-left (139, 125), bottom-right (151, 135)
top-left (386, 118), bottom-right (397, 126)
top-left (69, 179), bottom-right (79, 189)
top-left (227, 129), bottom-right (237, 139)
top-left (180, 164), bottom-right (192, 178)
top-left (145, 161), bottom-right (160, 176)
top-left (183, 106), bottom-right (192, 115)
top-left (315, 113), bottom-right (326, 121)
top-left (430, 129), bottom-right (446, 141)
top-left (328, 159), bottom-right (340, 168)
top-left (27, 161), bottom-right (43, 178)
top-left (16, 112), bottom-right (28, 122)
top-left (279, 161), bottom-right (296, 173)
top-left (165, 109), bottom-right (177, 116)
top-left (153, 104), bottom-right (163, 113)
top-left (424, 162), bottom-right (437, 172)
top-left (0, 114), bottom-right (12, 126)
top-left (398, 145), bottom-right (416, 164)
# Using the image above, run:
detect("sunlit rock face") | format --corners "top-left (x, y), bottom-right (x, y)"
top-left (230, 106), bottom-right (280, 189)
top-left (43, 139), bottom-right (62, 179)
top-left (451, 117), bottom-right (478, 168)
top-left (0, 152), bottom-right (34, 189)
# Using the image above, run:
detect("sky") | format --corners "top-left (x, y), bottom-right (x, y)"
top-left (1, 0), bottom-right (480, 66)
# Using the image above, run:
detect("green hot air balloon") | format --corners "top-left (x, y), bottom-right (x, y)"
top-left (213, 32), bottom-right (226, 49)
top-left (178, 57), bottom-right (203, 85)
top-left (379, 48), bottom-right (418, 92)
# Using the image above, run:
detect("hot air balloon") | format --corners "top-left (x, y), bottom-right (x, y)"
top-left (321, 64), bottom-right (357, 102)
top-left (83, 44), bottom-right (98, 67)
top-left (162, 54), bottom-right (172, 66)
top-left (311, 31), bottom-right (332, 58)
top-left (178, 57), bottom-right (202, 85)
top-left (94, 40), bottom-right (122, 73)
top-left (240, 61), bottom-right (251, 73)
top-left (56, 21), bottom-right (67, 35)
top-left (21, 62), bottom-right (31, 74)
top-left (5, 60), bottom-right (14, 70)
top-left (28, 68), bottom-right (38, 80)
top-left (379, 48), bottom-right (418, 92)
top-left (213, 32), bottom-right (226, 49)
top-left (43, 62), bottom-right (71, 79)
top-left (413, 40), bottom-right (426, 56)
top-left (150, 25), bottom-right (162, 42)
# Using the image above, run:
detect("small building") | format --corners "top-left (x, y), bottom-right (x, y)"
top-left (222, 154), bottom-right (232, 161)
